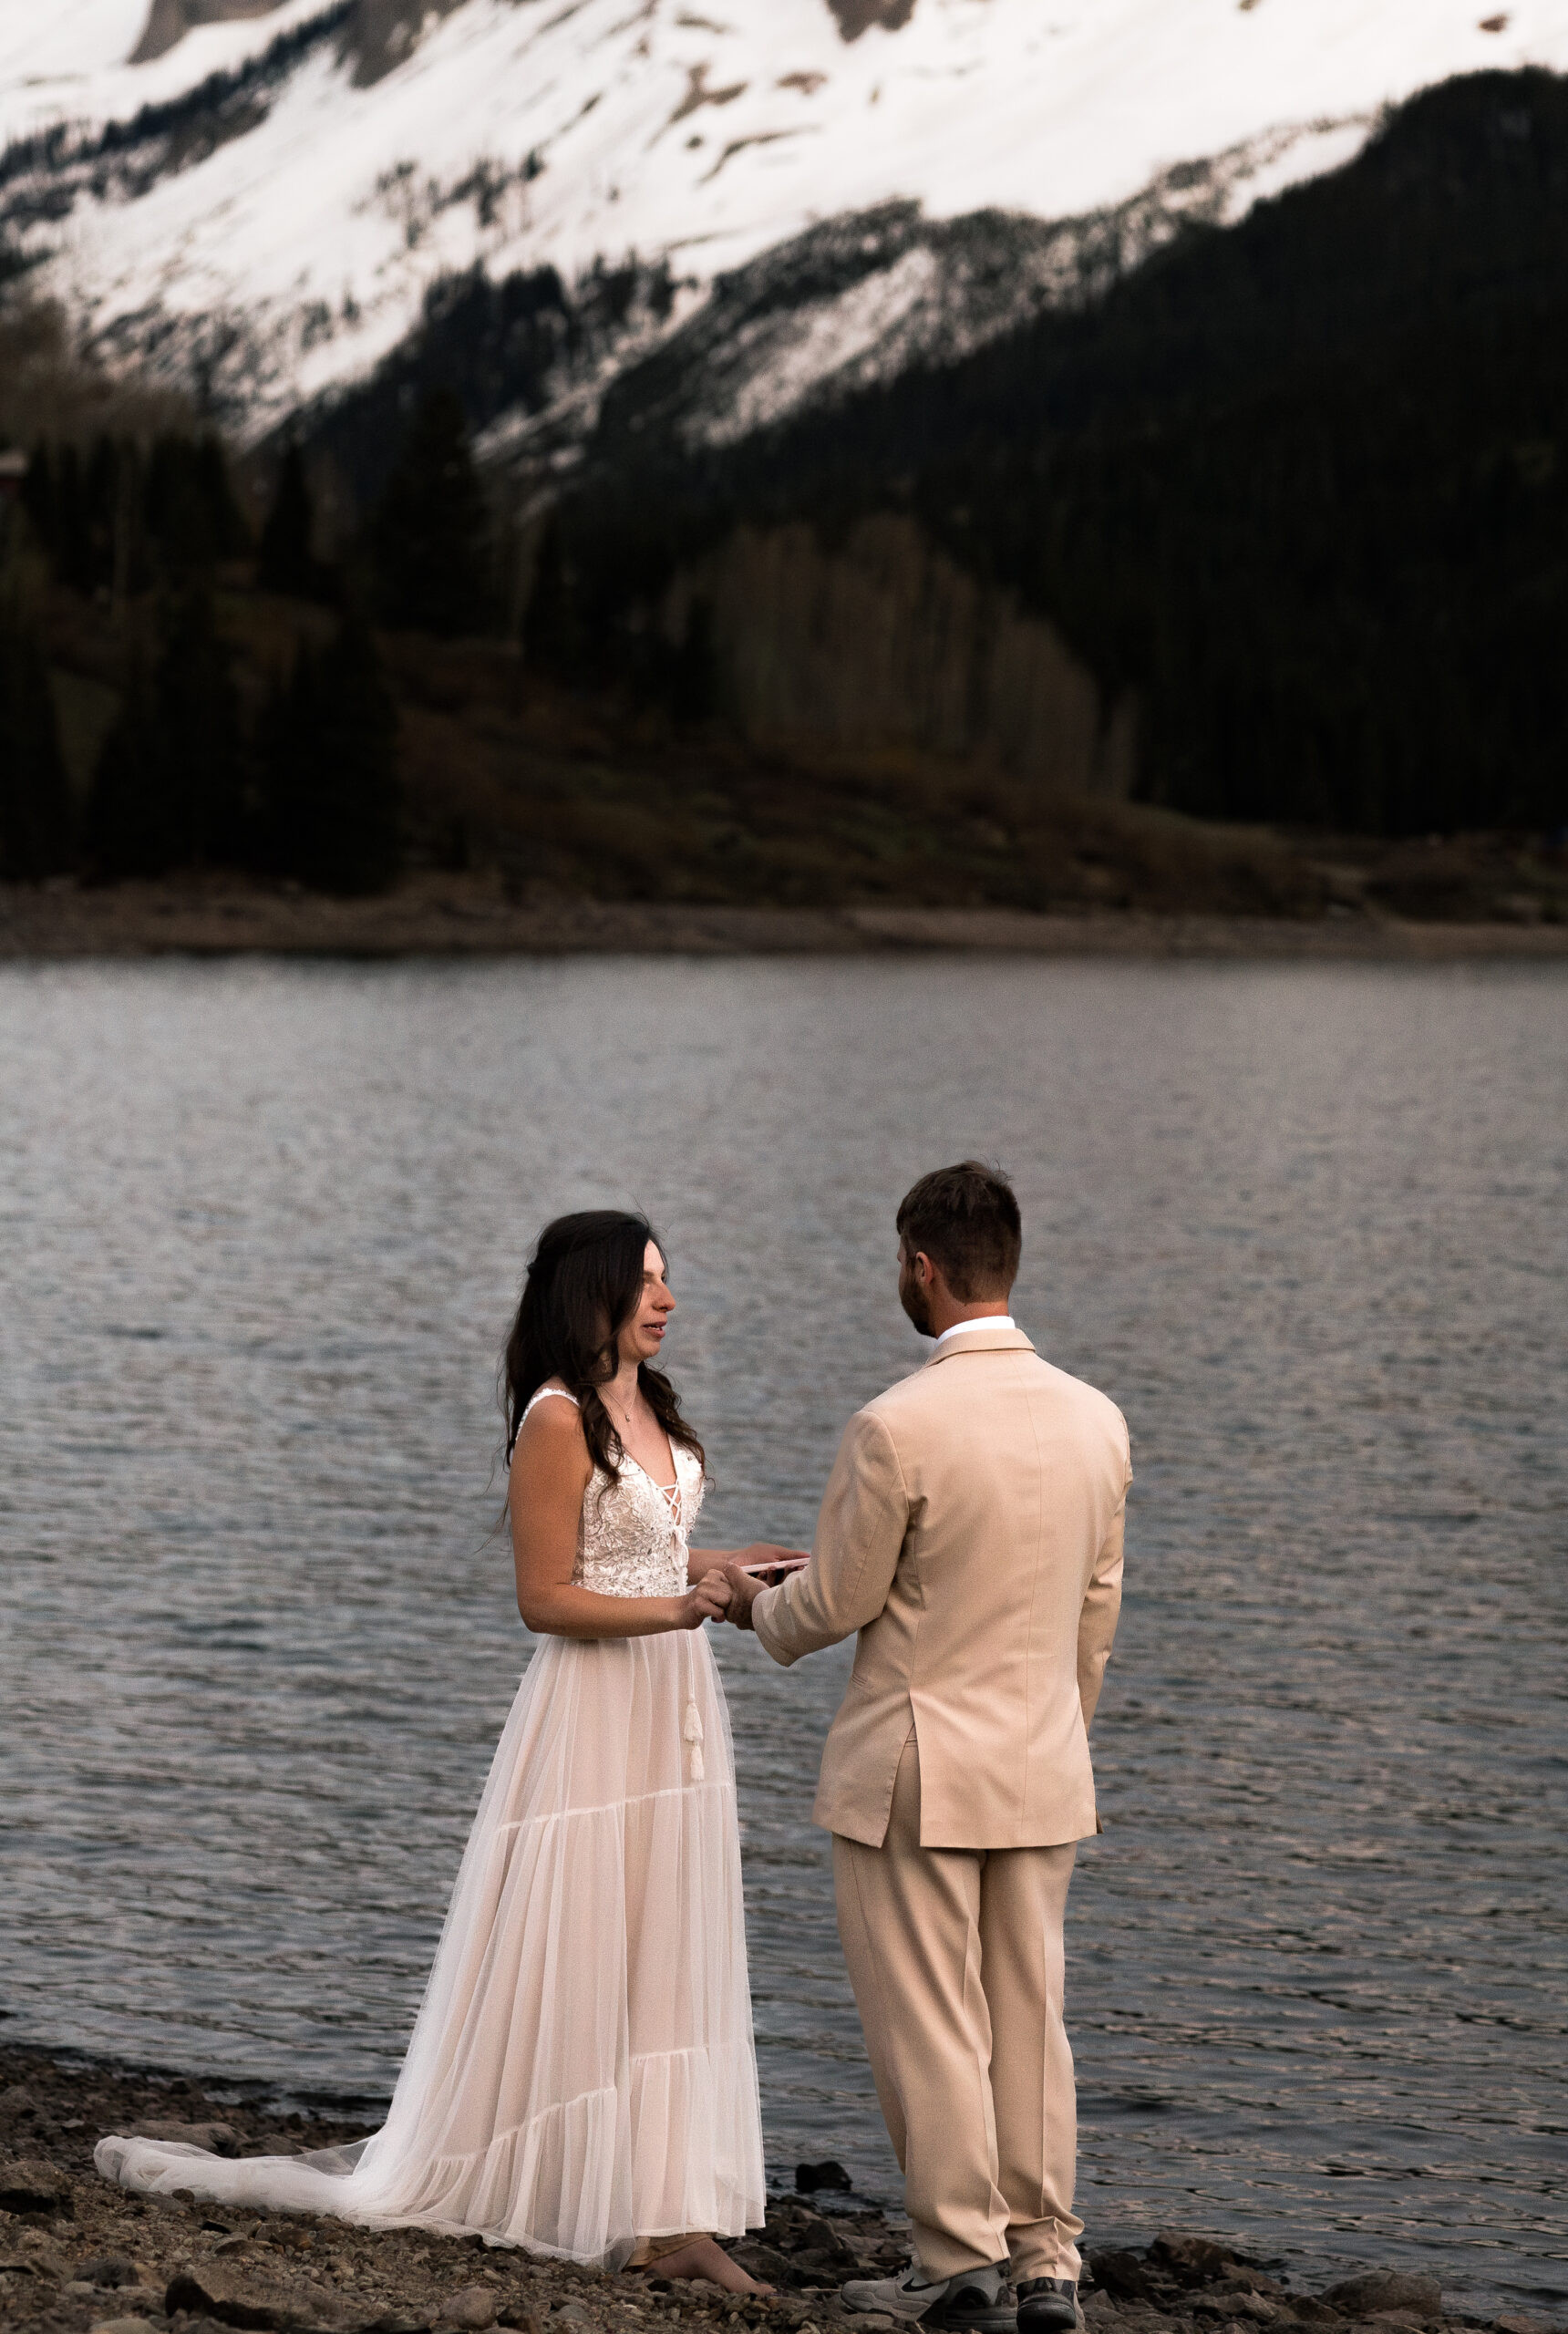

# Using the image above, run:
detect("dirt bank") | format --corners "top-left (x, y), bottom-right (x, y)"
top-left (4, 878), bottom-right (1568, 962)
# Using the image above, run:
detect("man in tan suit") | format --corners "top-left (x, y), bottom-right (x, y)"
top-left (725, 1162), bottom-right (1129, 2334)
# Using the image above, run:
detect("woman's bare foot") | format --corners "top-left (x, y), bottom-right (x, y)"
top-left (631, 2236), bottom-right (773, 2294)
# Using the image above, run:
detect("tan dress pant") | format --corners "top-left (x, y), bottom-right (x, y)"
top-left (833, 1735), bottom-right (1082, 2284)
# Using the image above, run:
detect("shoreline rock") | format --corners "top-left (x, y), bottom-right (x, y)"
top-left (0, 2044), bottom-right (1558, 2334)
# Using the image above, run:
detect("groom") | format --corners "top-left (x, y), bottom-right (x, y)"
top-left (725, 1162), bottom-right (1130, 2334)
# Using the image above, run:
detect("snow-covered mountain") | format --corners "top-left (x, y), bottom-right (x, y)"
top-left (4, 0), bottom-right (1568, 445)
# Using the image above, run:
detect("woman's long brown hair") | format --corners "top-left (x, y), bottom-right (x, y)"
top-left (501, 1210), bottom-right (705, 1481)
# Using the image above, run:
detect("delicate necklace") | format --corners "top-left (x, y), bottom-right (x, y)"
top-left (608, 1382), bottom-right (637, 1430)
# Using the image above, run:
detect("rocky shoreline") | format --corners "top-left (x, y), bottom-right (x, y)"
top-left (1, 2047), bottom-right (1558, 2334)
top-left (3, 878), bottom-right (1568, 963)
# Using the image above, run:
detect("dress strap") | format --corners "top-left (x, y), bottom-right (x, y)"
top-left (521, 1387), bottom-right (580, 1420)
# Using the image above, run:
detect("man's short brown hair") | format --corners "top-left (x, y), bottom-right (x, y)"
top-left (895, 1161), bottom-right (1022, 1301)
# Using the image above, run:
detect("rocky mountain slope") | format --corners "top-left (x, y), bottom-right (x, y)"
top-left (4, 0), bottom-right (1568, 442)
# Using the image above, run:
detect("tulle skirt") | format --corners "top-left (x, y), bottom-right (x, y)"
top-left (96, 1628), bottom-right (766, 2267)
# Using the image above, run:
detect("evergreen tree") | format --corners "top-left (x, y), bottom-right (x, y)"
top-left (371, 388), bottom-right (494, 635)
top-left (85, 652), bottom-right (170, 878)
top-left (309, 613), bottom-right (400, 892)
top-left (257, 442), bottom-right (319, 596)
top-left (144, 433), bottom-right (215, 578)
top-left (106, 439), bottom-right (150, 605)
top-left (157, 585), bottom-right (245, 862)
top-left (196, 434), bottom-right (250, 560)
top-left (521, 510), bottom-right (578, 679)
top-left (85, 591), bottom-right (245, 875)
top-left (0, 616), bottom-right (75, 880)
top-left (86, 435), bottom-right (121, 588)
top-left (669, 596), bottom-right (716, 725)
top-left (20, 442), bottom-right (56, 564)
top-left (52, 444), bottom-right (94, 593)
top-left (259, 614), bottom-right (401, 893)
top-left (253, 635), bottom-right (319, 874)
top-left (137, 432), bottom-right (248, 582)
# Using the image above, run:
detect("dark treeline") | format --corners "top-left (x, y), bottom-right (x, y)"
top-left (369, 387), bottom-right (498, 635)
top-left (2, 418), bottom-right (410, 892)
top-left (21, 429), bottom-right (248, 595)
top-left (254, 393), bottom-right (496, 628)
top-left (0, 615), bottom-right (74, 881)
top-left (552, 68), bottom-right (1568, 835)
top-left (80, 591), bottom-right (399, 893)
top-left (299, 254), bottom-right (676, 506)
top-left (304, 263), bottom-right (570, 509)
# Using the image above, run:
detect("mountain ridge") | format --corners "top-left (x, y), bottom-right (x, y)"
top-left (4, 0), bottom-right (1565, 438)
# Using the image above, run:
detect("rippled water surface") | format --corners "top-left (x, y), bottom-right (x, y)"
top-left (1, 958), bottom-right (1564, 2309)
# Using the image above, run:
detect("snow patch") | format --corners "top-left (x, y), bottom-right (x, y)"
top-left (3, 0), bottom-right (1567, 434)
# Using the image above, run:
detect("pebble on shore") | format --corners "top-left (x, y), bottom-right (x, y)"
top-left (0, 2047), bottom-right (1559, 2334)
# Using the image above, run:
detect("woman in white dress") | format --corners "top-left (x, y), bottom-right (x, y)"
top-left (98, 1211), bottom-right (805, 2287)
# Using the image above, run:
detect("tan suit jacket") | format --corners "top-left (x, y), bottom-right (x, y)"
top-left (752, 1327), bottom-right (1130, 1851)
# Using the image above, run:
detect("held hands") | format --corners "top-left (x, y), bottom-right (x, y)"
top-left (721, 1546), bottom-right (809, 1629)
top-left (723, 1565), bottom-right (762, 1632)
top-left (676, 1571), bottom-right (735, 1629)
top-left (680, 1546), bottom-right (810, 1630)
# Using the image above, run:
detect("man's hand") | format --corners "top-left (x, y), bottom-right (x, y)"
top-left (722, 1564), bottom-right (765, 1631)
top-left (676, 1571), bottom-right (732, 1629)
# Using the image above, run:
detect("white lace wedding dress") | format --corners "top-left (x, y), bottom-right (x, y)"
top-left (96, 1397), bottom-right (766, 2267)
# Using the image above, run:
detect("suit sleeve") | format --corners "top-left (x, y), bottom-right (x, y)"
top-left (751, 1410), bottom-right (910, 1669)
top-left (1077, 1427), bottom-right (1130, 1730)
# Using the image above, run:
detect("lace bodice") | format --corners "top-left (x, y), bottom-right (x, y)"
top-left (521, 1389), bottom-right (705, 1599)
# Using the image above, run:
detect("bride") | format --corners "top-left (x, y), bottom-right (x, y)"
top-left (98, 1211), bottom-right (805, 2286)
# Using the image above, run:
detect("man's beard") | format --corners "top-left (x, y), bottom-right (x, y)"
top-left (898, 1266), bottom-right (934, 1337)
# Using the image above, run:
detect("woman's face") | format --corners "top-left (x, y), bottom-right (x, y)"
top-left (616, 1239), bottom-right (676, 1367)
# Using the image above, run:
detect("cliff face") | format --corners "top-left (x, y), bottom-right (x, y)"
top-left (664, 514), bottom-right (1134, 799)
top-left (339, 0), bottom-right (472, 87)
top-left (128, 0), bottom-right (289, 67)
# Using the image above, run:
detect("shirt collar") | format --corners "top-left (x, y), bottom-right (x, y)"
top-left (931, 1313), bottom-right (1015, 1353)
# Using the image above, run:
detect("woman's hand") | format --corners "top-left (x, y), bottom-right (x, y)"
top-left (674, 1570), bottom-right (733, 1630)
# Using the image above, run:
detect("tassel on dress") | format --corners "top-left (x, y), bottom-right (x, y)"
top-left (684, 1697), bottom-right (705, 1782)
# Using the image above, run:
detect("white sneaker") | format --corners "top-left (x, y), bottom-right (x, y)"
top-left (841, 2257), bottom-right (1016, 2329)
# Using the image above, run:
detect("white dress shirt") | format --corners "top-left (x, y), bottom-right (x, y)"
top-left (931, 1313), bottom-right (1015, 1355)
